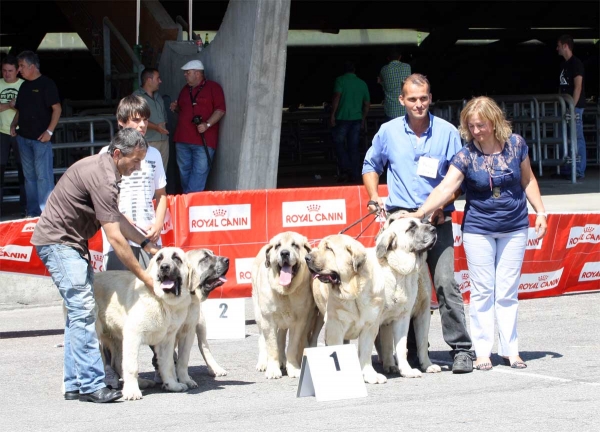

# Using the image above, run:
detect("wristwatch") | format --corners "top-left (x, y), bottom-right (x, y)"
top-left (140, 238), bottom-right (151, 250)
top-left (206, 122), bottom-right (211, 128)
top-left (46, 130), bottom-right (53, 136)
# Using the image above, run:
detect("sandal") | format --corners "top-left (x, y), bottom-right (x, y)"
top-left (501, 357), bottom-right (527, 369)
top-left (474, 362), bottom-right (493, 371)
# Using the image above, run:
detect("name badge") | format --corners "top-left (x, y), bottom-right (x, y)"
top-left (417, 156), bottom-right (439, 178)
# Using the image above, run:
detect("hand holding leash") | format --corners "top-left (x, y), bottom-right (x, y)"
top-left (367, 199), bottom-right (385, 219)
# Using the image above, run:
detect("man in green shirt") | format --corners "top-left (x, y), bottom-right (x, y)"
top-left (134, 68), bottom-right (169, 170)
top-left (330, 62), bottom-right (370, 183)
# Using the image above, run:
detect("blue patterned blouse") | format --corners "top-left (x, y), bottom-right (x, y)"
top-left (451, 133), bottom-right (529, 234)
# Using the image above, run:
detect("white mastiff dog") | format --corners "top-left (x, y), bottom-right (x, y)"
top-left (172, 248), bottom-right (230, 387)
top-left (94, 247), bottom-right (193, 400)
top-left (375, 215), bottom-right (442, 378)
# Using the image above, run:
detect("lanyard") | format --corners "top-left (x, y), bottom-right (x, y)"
top-left (188, 80), bottom-right (207, 106)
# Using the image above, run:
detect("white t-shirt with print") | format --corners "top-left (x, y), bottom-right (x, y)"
top-left (99, 145), bottom-right (167, 252)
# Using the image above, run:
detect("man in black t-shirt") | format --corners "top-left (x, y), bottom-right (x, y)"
top-left (9, 51), bottom-right (61, 216)
top-left (557, 34), bottom-right (586, 179)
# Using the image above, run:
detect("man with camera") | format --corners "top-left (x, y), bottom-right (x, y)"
top-left (170, 60), bottom-right (225, 193)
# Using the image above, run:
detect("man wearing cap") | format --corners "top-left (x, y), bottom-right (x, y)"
top-left (170, 60), bottom-right (225, 193)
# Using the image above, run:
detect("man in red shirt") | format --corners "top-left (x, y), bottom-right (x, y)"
top-left (170, 60), bottom-right (225, 193)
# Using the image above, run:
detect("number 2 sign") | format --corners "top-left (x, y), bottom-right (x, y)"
top-left (296, 344), bottom-right (367, 401)
top-left (202, 298), bottom-right (246, 340)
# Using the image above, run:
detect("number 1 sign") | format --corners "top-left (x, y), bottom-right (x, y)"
top-left (296, 344), bottom-right (368, 401)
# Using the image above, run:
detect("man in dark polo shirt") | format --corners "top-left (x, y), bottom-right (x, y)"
top-left (557, 34), bottom-right (587, 179)
top-left (10, 50), bottom-right (61, 217)
top-left (31, 128), bottom-right (160, 403)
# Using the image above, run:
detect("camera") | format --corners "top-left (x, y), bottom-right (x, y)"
top-left (192, 115), bottom-right (202, 125)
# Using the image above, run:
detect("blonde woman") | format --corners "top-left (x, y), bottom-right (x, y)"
top-left (400, 96), bottom-right (547, 370)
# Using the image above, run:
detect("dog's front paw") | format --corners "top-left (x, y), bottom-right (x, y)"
top-left (122, 383), bottom-right (143, 400)
top-left (181, 377), bottom-right (198, 389)
top-left (400, 367), bottom-right (423, 378)
top-left (255, 360), bottom-right (267, 372)
top-left (137, 378), bottom-right (156, 389)
top-left (423, 363), bottom-right (442, 373)
top-left (383, 363), bottom-right (400, 374)
top-left (363, 368), bottom-right (387, 384)
top-left (208, 365), bottom-right (228, 377)
top-left (265, 362), bottom-right (283, 379)
top-left (162, 381), bottom-right (188, 392)
top-left (286, 363), bottom-right (301, 378)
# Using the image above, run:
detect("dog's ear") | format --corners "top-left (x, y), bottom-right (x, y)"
top-left (347, 244), bottom-right (367, 272)
top-left (382, 210), bottom-right (407, 231)
top-left (376, 230), bottom-right (396, 260)
top-left (186, 254), bottom-right (199, 294)
top-left (264, 244), bottom-right (273, 268)
top-left (303, 243), bottom-right (312, 255)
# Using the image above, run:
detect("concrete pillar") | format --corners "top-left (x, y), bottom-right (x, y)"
top-left (159, 0), bottom-right (291, 191)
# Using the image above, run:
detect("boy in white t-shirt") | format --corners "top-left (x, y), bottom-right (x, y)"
top-left (100, 95), bottom-right (167, 388)
top-left (100, 95), bottom-right (167, 270)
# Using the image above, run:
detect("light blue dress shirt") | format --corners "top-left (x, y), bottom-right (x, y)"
top-left (362, 113), bottom-right (463, 211)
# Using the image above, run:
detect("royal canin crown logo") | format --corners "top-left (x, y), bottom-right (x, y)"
top-left (307, 204), bottom-right (320, 212)
top-left (584, 226), bottom-right (594, 233)
top-left (538, 275), bottom-right (549, 281)
top-left (212, 209), bottom-right (227, 217)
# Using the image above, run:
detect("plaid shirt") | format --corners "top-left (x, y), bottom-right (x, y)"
top-left (379, 60), bottom-right (411, 118)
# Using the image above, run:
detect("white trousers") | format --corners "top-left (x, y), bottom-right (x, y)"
top-left (463, 229), bottom-right (527, 357)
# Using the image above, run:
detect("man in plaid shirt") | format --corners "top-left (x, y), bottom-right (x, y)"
top-left (378, 49), bottom-right (411, 121)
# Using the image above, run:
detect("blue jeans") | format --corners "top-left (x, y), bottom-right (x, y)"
top-left (16, 135), bottom-right (54, 216)
top-left (574, 107), bottom-right (586, 178)
top-left (36, 244), bottom-right (106, 394)
top-left (560, 107), bottom-right (586, 178)
top-left (332, 120), bottom-right (361, 180)
top-left (176, 142), bottom-right (215, 193)
top-left (0, 133), bottom-right (26, 211)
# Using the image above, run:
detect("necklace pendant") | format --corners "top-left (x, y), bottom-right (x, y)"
top-left (492, 186), bottom-right (501, 198)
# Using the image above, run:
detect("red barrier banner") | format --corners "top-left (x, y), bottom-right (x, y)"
top-left (1, 186), bottom-right (598, 301)
top-left (452, 212), bottom-right (600, 302)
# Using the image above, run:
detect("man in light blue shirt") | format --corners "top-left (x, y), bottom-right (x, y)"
top-left (363, 73), bottom-right (474, 374)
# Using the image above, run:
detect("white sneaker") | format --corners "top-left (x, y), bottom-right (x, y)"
top-left (153, 370), bottom-right (163, 384)
top-left (104, 365), bottom-right (120, 389)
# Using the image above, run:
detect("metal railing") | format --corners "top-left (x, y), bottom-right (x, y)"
top-left (2, 115), bottom-right (116, 203)
top-left (436, 94), bottom-right (583, 183)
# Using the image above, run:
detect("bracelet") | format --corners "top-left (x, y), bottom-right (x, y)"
top-left (536, 213), bottom-right (548, 218)
top-left (140, 238), bottom-right (151, 249)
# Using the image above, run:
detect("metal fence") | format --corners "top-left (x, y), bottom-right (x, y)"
top-left (434, 94), bottom-right (598, 184)
top-left (2, 115), bottom-right (116, 203)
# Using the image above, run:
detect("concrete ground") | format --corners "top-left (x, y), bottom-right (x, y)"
top-left (1, 293), bottom-right (599, 431)
top-left (0, 164), bottom-right (598, 430)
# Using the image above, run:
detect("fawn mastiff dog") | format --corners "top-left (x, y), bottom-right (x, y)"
top-left (306, 234), bottom-right (387, 384)
top-left (251, 231), bottom-right (315, 379)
